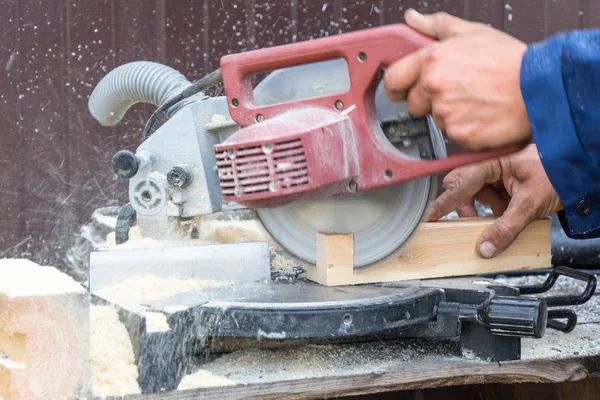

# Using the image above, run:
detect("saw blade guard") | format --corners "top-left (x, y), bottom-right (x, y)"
top-left (250, 58), bottom-right (446, 267)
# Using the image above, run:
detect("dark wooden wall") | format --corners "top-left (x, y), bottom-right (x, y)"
top-left (0, 0), bottom-right (598, 266)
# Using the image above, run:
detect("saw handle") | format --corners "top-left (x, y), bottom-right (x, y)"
top-left (220, 24), bottom-right (524, 186)
top-left (221, 24), bottom-right (432, 127)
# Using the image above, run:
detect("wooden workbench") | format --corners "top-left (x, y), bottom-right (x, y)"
top-left (124, 273), bottom-right (600, 400)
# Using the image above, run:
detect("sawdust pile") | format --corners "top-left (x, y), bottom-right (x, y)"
top-left (101, 226), bottom-right (214, 250)
top-left (272, 253), bottom-right (297, 271)
top-left (0, 258), bottom-right (85, 297)
top-left (198, 218), bottom-right (274, 247)
top-left (94, 273), bottom-right (233, 305)
top-left (141, 311), bottom-right (170, 333)
top-left (98, 218), bottom-right (272, 249)
top-left (90, 305), bottom-right (141, 397)
top-left (178, 369), bottom-right (236, 390)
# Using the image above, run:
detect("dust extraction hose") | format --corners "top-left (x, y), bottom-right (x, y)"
top-left (88, 61), bottom-right (191, 127)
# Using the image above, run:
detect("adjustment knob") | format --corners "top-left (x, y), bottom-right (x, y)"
top-left (480, 296), bottom-right (547, 338)
top-left (112, 150), bottom-right (140, 179)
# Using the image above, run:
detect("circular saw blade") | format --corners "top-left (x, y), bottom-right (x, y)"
top-left (258, 180), bottom-right (433, 267)
top-left (257, 117), bottom-right (447, 267)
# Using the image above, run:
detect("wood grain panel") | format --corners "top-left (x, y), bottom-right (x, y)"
top-left (503, 0), bottom-right (547, 42)
top-left (0, 0), bottom-right (23, 257)
top-left (67, 0), bottom-right (122, 230)
top-left (341, 0), bottom-right (382, 31)
top-left (15, 0), bottom-right (71, 265)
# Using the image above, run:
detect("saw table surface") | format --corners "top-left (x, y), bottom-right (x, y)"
top-left (123, 273), bottom-right (600, 400)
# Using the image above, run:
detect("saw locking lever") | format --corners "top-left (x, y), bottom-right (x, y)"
top-left (216, 24), bottom-right (524, 208)
top-left (460, 267), bottom-right (596, 338)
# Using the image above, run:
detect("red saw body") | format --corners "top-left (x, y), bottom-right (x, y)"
top-left (215, 24), bottom-right (520, 209)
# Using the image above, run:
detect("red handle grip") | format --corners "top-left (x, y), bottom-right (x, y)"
top-left (221, 24), bottom-right (433, 126)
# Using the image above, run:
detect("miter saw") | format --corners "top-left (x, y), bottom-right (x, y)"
top-left (89, 25), bottom-right (514, 265)
top-left (87, 25), bottom-right (596, 393)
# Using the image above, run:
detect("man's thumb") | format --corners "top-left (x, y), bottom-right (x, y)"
top-left (405, 9), bottom-right (474, 39)
top-left (477, 203), bottom-right (534, 258)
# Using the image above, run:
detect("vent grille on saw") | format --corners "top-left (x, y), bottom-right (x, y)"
top-left (217, 139), bottom-right (309, 197)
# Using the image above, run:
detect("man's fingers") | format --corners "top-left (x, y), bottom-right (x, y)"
top-left (405, 81), bottom-right (432, 116)
top-left (383, 48), bottom-right (426, 102)
top-left (427, 166), bottom-right (485, 221)
top-left (477, 194), bottom-right (536, 258)
top-left (457, 199), bottom-right (478, 218)
top-left (405, 9), bottom-right (476, 39)
top-left (474, 186), bottom-right (509, 216)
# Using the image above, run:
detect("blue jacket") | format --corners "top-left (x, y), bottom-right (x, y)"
top-left (521, 31), bottom-right (600, 238)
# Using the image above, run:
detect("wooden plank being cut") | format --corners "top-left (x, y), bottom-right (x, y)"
top-left (0, 259), bottom-right (89, 399)
top-left (307, 217), bottom-right (551, 286)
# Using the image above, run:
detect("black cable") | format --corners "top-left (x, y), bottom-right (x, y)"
top-left (141, 68), bottom-right (223, 141)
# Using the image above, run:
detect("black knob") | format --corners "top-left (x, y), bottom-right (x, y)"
top-left (112, 150), bottom-right (140, 179)
top-left (479, 296), bottom-right (547, 338)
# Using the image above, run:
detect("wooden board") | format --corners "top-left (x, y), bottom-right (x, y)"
top-left (307, 217), bottom-right (551, 286)
top-left (0, 260), bottom-right (89, 399)
top-left (125, 355), bottom-right (600, 400)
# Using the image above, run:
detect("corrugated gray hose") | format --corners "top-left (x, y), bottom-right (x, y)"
top-left (88, 61), bottom-right (191, 127)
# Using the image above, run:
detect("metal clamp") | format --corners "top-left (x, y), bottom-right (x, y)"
top-left (515, 266), bottom-right (596, 333)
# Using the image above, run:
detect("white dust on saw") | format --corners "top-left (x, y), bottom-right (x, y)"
top-left (97, 216), bottom-right (298, 273)
top-left (94, 273), bottom-right (233, 312)
top-left (210, 114), bottom-right (229, 124)
top-left (90, 305), bottom-right (141, 397)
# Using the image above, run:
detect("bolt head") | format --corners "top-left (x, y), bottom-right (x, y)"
top-left (262, 143), bottom-right (273, 154)
top-left (167, 166), bottom-right (192, 188)
top-left (269, 181), bottom-right (280, 192)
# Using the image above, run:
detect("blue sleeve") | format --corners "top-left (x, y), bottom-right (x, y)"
top-left (520, 30), bottom-right (600, 239)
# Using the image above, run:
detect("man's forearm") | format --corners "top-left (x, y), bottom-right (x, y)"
top-left (521, 30), bottom-right (600, 238)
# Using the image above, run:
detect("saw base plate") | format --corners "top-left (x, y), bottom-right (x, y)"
top-left (94, 269), bottom-right (596, 393)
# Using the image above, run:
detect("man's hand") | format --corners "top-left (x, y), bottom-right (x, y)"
top-left (384, 10), bottom-right (531, 150)
top-left (427, 144), bottom-right (563, 258)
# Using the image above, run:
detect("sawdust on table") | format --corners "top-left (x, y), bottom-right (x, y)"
top-left (188, 340), bottom-right (461, 385)
top-left (178, 369), bottom-right (236, 390)
top-left (94, 273), bottom-right (233, 307)
top-left (197, 218), bottom-right (274, 247)
top-left (98, 218), bottom-right (271, 249)
top-left (90, 305), bottom-right (141, 397)
top-left (141, 311), bottom-right (170, 333)
top-left (272, 253), bottom-right (298, 271)
top-left (210, 114), bottom-right (228, 124)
